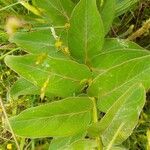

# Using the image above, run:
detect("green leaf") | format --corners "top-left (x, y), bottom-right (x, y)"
top-left (49, 132), bottom-right (85, 150)
top-left (9, 78), bottom-right (53, 99)
top-left (91, 49), bottom-right (150, 70)
top-left (71, 0), bottom-right (80, 3)
top-left (10, 30), bottom-right (66, 58)
top-left (71, 0), bottom-right (138, 17)
top-left (115, 0), bottom-right (138, 16)
top-left (5, 54), bottom-right (91, 97)
top-left (63, 139), bottom-right (97, 150)
top-left (88, 54), bottom-right (150, 112)
top-left (9, 97), bottom-right (93, 138)
top-left (102, 38), bottom-right (144, 51)
top-left (68, 0), bottom-right (104, 64)
top-left (9, 78), bottom-right (40, 100)
top-left (104, 146), bottom-right (127, 150)
top-left (99, 0), bottom-right (116, 35)
top-left (33, 0), bottom-right (75, 25)
top-left (88, 84), bottom-right (145, 147)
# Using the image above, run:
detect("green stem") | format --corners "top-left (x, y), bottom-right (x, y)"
top-left (127, 18), bottom-right (150, 41)
top-left (0, 97), bottom-right (21, 150)
top-left (30, 26), bottom-right (66, 30)
top-left (31, 139), bottom-right (35, 150)
top-left (0, 2), bottom-right (20, 12)
top-left (92, 98), bottom-right (103, 150)
top-left (20, 138), bottom-right (26, 150)
top-left (105, 123), bottom-right (124, 150)
top-left (100, 0), bottom-right (104, 7)
top-left (0, 48), bottom-right (20, 60)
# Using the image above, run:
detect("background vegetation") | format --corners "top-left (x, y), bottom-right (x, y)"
top-left (0, 0), bottom-right (150, 149)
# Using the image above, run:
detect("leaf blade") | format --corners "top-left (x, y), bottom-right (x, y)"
top-left (115, 0), bottom-right (138, 17)
top-left (88, 54), bottom-right (150, 111)
top-left (5, 54), bottom-right (92, 97)
top-left (88, 84), bottom-right (146, 146)
top-left (68, 0), bottom-right (104, 64)
top-left (33, 0), bottom-right (75, 25)
top-left (10, 30), bottom-right (68, 59)
top-left (99, 0), bottom-right (116, 34)
top-left (91, 49), bottom-right (150, 70)
top-left (63, 139), bottom-right (97, 150)
top-left (102, 38), bottom-right (144, 51)
top-left (10, 97), bottom-right (93, 138)
top-left (9, 78), bottom-right (40, 100)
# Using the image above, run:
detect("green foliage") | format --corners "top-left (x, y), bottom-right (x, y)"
top-left (68, 0), bottom-right (104, 64)
top-left (115, 0), bottom-right (138, 16)
top-left (3, 0), bottom-right (150, 149)
top-left (9, 97), bottom-right (93, 138)
top-left (102, 38), bottom-right (144, 51)
top-left (10, 30), bottom-right (56, 55)
top-left (98, 0), bottom-right (116, 35)
top-left (88, 54), bottom-right (150, 112)
top-left (71, 0), bottom-right (139, 17)
top-left (49, 132), bottom-right (86, 150)
top-left (88, 84), bottom-right (145, 147)
top-left (5, 54), bottom-right (91, 97)
top-left (62, 139), bottom-right (97, 150)
top-left (9, 78), bottom-right (40, 100)
top-left (33, 0), bottom-right (75, 25)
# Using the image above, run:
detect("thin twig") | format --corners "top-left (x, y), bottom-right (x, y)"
top-left (50, 27), bottom-right (59, 40)
top-left (0, 2), bottom-right (20, 12)
top-left (127, 18), bottom-right (150, 41)
top-left (0, 97), bottom-right (21, 150)
top-left (0, 48), bottom-right (20, 60)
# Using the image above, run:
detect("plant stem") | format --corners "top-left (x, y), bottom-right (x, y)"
top-left (105, 123), bottom-right (124, 150)
top-left (31, 139), bottom-right (35, 150)
top-left (0, 97), bottom-right (21, 150)
top-left (127, 18), bottom-right (150, 41)
top-left (100, 0), bottom-right (104, 7)
top-left (50, 27), bottom-right (59, 40)
top-left (0, 2), bottom-right (20, 12)
top-left (91, 98), bottom-right (103, 150)
top-left (0, 47), bottom-right (20, 60)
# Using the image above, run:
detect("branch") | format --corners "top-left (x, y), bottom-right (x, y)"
top-left (127, 18), bottom-right (150, 41)
top-left (0, 97), bottom-right (21, 150)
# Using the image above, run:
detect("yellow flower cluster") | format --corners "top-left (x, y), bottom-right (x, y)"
top-left (40, 78), bottom-right (50, 100)
top-left (7, 144), bottom-right (12, 150)
top-left (64, 23), bottom-right (70, 29)
top-left (55, 39), bottom-right (70, 55)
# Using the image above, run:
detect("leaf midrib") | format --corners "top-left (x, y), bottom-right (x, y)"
top-left (12, 61), bottom-right (80, 82)
top-left (46, 0), bottom-right (69, 21)
top-left (12, 109), bottom-right (91, 122)
top-left (101, 67), bottom-right (150, 98)
top-left (93, 55), bottom-right (150, 96)
top-left (99, 87), bottom-right (135, 132)
top-left (16, 38), bottom-right (54, 47)
top-left (91, 53), bottom-right (150, 78)
top-left (84, 0), bottom-right (88, 64)
top-left (91, 49), bottom-right (150, 61)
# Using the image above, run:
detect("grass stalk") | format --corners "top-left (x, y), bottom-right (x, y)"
top-left (0, 97), bottom-right (21, 150)
top-left (92, 97), bottom-right (103, 150)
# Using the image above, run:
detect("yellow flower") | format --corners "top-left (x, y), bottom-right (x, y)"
top-left (63, 47), bottom-right (70, 55)
top-left (40, 78), bottom-right (50, 100)
top-left (7, 144), bottom-right (12, 150)
top-left (55, 40), bottom-right (63, 49)
top-left (64, 23), bottom-right (70, 29)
